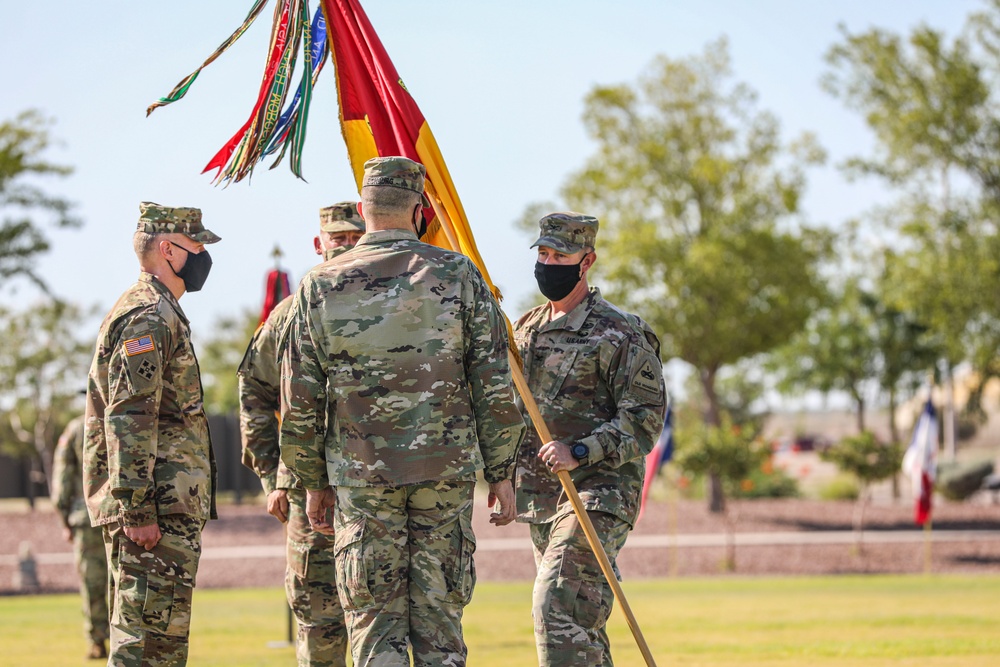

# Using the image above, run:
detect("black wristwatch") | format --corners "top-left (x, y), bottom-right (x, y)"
top-left (570, 442), bottom-right (590, 466)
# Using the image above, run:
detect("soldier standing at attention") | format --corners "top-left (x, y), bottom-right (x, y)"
top-left (83, 202), bottom-right (221, 667)
top-left (513, 212), bottom-right (666, 667)
top-left (238, 202), bottom-right (364, 667)
top-left (280, 156), bottom-right (526, 667)
top-left (52, 413), bottom-right (110, 660)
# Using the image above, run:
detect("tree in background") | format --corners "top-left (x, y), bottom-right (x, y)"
top-left (824, 11), bottom-right (1000, 454)
top-left (769, 257), bottom-right (939, 437)
top-left (769, 278), bottom-right (880, 434)
top-left (197, 308), bottom-right (260, 415)
top-left (0, 110), bottom-right (80, 291)
top-left (821, 432), bottom-right (904, 553)
top-left (866, 257), bottom-right (941, 446)
top-left (673, 414), bottom-right (770, 571)
top-left (680, 359), bottom-right (770, 437)
top-left (0, 300), bottom-right (94, 505)
top-left (552, 39), bottom-right (829, 510)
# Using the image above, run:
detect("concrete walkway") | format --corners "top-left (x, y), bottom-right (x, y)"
top-left (5, 528), bottom-right (999, 566)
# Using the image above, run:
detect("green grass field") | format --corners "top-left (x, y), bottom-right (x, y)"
top-left (3, 575), bottom-right (999, 666)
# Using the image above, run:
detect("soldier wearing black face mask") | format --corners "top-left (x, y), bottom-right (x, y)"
top-left (84, 201), bottom-right (221, 667)
top-left (512, 212), bottom-right (667, 667)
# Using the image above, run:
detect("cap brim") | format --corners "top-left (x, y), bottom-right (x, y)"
top-left (321, 221), bottom-right (366, 233)
top-left (530, 235), bottom-right (583, 254)
top-left (187, 229), bottom-right (222, 244)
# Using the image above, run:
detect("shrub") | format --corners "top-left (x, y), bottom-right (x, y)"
top-left (675, 472), bottom-right (705, 501)
top-left (819, 474), bottom-right (860, 501)
top-left (937, 460), bottom-right (995, 501)
top-left (732, 459), bottom-right (800, 499)
top-left (820, 432), bottom-right (903, 484)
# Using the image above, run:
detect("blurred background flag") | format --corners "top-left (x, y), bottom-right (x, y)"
top-left (902, 398), bottom-right (938, 526)
top-left (638, 404), bottom-right (674, 521)
top-left (259, 245), bottom-right (292, 326)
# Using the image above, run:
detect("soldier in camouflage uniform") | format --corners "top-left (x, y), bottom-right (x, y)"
top-left (52, 414), bottom-right (110, 660)
top-left (280, 156), bottom-right (526, 667)
top-left (83, 202), bottom-right (221, 667)
top-left (513, 212), bottom-right (666, 667)
top-left (238, 202), bottom-right (364, 667)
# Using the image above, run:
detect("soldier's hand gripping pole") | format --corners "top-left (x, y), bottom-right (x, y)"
top-left (508, 350), bottom-right (658, 667)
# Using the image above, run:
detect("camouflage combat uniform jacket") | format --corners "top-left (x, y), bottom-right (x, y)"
top-left (513, 287), bottom-right (666, 527)
top-left (238, 295), bottom-right (300, 494)
top-left (84, 272), bottom-right (218, 528)
top-left (280, 229), bottom-right (526, 490)
top-left (52, 416), bottom-right (90, 529)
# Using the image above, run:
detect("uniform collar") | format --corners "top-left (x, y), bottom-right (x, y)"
top-left (355, 229), bottom-right (418, 247)
top-left (138, 272), bottom-right (188, 324)
top-left (539, 287), bottom-right (602, 333)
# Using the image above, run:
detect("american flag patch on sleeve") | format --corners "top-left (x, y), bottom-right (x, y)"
top-left (123, 335), bottom-right (155, 357)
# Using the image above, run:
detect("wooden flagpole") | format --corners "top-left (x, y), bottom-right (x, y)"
top-left (425, 189), bottom-right (658, 667)
top-left (507, 358), bottom-right (658, 667)
top-left (923, 519), bottom-right (933, 575)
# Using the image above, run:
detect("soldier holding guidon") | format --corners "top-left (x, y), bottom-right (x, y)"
top-left (514, 212), bottom-right (667, 667)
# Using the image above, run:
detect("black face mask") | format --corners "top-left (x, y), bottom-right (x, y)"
top-left (168, 242), bottom-right (213, 293)
top-left (534, 256), bottom-right (585, 301)
top-left (413, 206), bottom-right (428, 239)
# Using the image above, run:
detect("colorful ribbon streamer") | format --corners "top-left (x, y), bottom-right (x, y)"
top-left (146, 0), bottom-right (270, 117)
top-left (263, 6), bottom-right (328, 178)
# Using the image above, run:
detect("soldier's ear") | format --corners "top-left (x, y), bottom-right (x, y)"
top-left (581, 250), bottom-right (597, 274)
top-left (356, 202), bottom-right (364, 219)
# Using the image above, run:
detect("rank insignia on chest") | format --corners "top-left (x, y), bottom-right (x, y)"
top-left (124, 335), bottom-right (155, 357)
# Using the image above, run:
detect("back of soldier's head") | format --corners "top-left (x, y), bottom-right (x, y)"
top-left (360, 184), bottom-right (420, 219)
top-left (360, 156), bottom-right (428, 220)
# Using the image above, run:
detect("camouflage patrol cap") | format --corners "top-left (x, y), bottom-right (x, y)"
top-left (531, 212), bottom-right (599, 254)
top-left (361, 156), bottom-right (431, 206)
top-left (319, 201), bottom-right (365, 233)
top-left (136, 201), bottom-right (222, 244)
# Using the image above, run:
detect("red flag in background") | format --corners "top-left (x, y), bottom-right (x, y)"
top-left (902, 399), bottom-right (938, 526)
top-left (323, 0), bottom-right (502, 300)
top-left (259, 268), bottom-right (292, 325)
top-left (638, 405), bottom-right (674, 522)
top-left (259, 246), bottom-right (292, 325)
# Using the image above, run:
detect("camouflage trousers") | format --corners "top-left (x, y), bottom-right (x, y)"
top-left (529, 510), bottom-right (630, 667)
top-left (73, 523), bottom-right (110, 644)
top-left (334, 480), bottom-right (476, 667)
top-left (103, 515), bottom-right (205, 667)
top-left (284, 488), bottom-right (348, 667)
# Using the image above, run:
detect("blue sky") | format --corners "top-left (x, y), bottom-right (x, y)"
top-left (0, 1), bottom-right (982, 383)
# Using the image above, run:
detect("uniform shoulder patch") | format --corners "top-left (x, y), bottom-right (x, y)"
top-left (122, 336), bottom-right (156, 357)
top-left (628, 351), bottom-right (663, 402)
top-left (123, 335), bottom-right (155, 357)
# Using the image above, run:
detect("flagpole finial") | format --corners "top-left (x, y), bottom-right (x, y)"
top-left (272, 244), bottom-right (283, 266)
